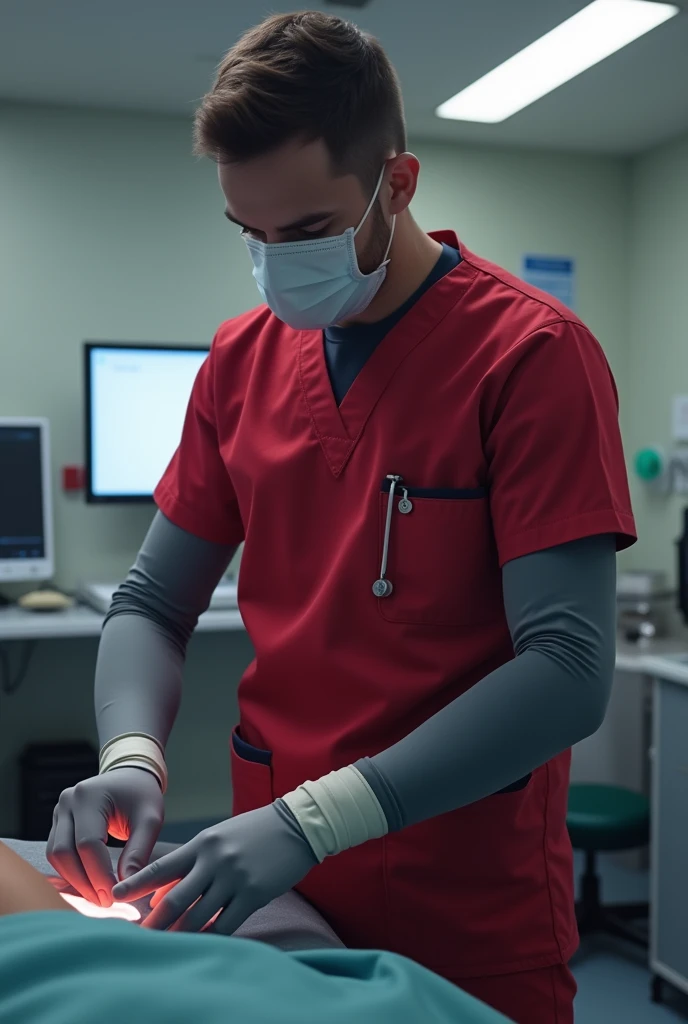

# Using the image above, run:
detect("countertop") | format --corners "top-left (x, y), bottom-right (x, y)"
top-left (0, 601), bottom-right (244, 641)
top-left (616, 636), bottom-right (688, 684)
top-left (2, 600), bottom-right (688, 683)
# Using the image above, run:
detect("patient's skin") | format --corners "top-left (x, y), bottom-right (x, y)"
top-left (0, 841), bottom-right (77, 917)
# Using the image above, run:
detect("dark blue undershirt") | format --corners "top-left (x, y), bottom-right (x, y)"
top-left (324, 243), bottom-right (461, 406)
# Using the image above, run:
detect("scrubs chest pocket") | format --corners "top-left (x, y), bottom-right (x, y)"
top-left (376, 482), bottom-right (502, 627)
top-left (230, 727), bottom-right (274, 817)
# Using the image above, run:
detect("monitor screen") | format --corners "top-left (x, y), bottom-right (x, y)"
top-left (85, 344), bottom-right (209, 502)
top-left (0, 419), bottom-right (53, 582)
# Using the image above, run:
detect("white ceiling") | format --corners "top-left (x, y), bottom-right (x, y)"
top-left (1, 0), bottom-right (687, 154)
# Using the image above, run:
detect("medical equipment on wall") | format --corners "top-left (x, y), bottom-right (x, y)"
top-left (634, 398), bottom-right (688, 496)
top-left (677, 508), bottom-right (688, 626)
top-left (633, 446), bottom-right (688, 496)
top-left (0, 418), bottom-right (55, 584)
top-left (616, 570), bottom-right (673, 641)
top-left (84, 342), bottom-right (209, 503)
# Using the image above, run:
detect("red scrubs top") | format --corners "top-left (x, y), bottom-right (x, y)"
top-left (155, 232), bottom-right (636, 983)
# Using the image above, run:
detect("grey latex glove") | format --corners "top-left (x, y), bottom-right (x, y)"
top-left (46, 767), bottom-right (165, 908)
top-left (111, 801), bottom-right (318, 934)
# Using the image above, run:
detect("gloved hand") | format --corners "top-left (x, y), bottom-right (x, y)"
top-left (46, 767), bottom-right (165, 908)
top-left (112, 800), bottom-right (318, 934)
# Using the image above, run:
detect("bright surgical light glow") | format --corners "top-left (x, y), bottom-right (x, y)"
top-left (436, 0), bottom-right (679, 123)
top-left (60, 892), bottom-right (141, 922)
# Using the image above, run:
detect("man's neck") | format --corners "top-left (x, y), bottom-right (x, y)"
top-left (349, 214), bottom-right (444, 325)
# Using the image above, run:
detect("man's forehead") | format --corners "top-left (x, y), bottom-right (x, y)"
top-left (218, 140), bottom-right (361, 225)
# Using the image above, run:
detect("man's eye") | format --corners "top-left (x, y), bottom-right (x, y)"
top-left (297, 223), bottom-right (331, 240)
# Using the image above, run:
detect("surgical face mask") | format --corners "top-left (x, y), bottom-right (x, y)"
top-left (242, 165), bottom-right (395, 330)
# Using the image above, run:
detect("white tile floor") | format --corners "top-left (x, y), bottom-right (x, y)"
top-left (159, 822), bottom-right (688, 1022)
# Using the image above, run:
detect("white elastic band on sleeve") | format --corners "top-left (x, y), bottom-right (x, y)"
top-left (99, 733), bottom-right (168, 795)
top-left (280, 765), bottom-right (388, 863)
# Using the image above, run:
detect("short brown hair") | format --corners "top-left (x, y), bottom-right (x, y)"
top-left (193, 11), bottom-right (406, 191)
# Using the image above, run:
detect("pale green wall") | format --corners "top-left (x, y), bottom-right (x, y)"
top-left (0, 103), bottom-right (252, 588)
top-left (0, 101), bottom-right (632, 834)
top-left (625, 133), bottom-right (688, 581)
top-left (0, 107), bottom-right (631, 596)
top-left (413, 141), bottom-right (631, 387)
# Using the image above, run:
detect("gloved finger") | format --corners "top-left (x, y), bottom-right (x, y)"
top-left (150, 879), bottom-right (179, 909)
top-left (114, 843), bottom-right (196, 903)
top-left (200, 908), bottom-right (224, 933)
top-left (142, 867), bottom-right (209, 932)
top-left (45, 806), bottom-right (101, 906)
top-left (173, 880), bottom-right (227, 934)
top-left (72, 802), bottom-right (118, 906)
top-left (46, 804), bottom-right (59, 860)
top-left (212, 894), bottom-right (258, 936)
top-left (117, 807), bottom-right (163, 882)
top-left (74, 832), bottom-right (118, 908)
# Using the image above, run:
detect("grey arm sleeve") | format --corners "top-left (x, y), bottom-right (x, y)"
top-left (355, 533), bottom-right (617, 831)
top-left (95, 511), bottom-right (236, 749)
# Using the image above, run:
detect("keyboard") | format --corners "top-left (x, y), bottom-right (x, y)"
top-left (78, 579), bottom-right (238, 614)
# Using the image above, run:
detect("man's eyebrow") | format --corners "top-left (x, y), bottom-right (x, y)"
top-left (223, 209), bottom-right (334, 232)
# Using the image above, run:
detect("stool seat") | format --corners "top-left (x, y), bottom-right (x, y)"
top-left (567, 783), bottom-right (650, 852)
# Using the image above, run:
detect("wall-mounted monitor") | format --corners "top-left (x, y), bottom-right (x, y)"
top-left (84, 342), bottom-right (209, 503)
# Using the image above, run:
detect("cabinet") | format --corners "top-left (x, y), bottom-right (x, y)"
top-left (571, 670), bottom-right (648, 792)
top-left (650, 676), bottom-right (688, 999)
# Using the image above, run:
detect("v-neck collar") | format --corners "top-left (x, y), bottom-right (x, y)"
top-left (297, 231), bottom-right (477, 478)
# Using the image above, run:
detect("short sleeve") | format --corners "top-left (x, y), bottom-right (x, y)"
top-left (485, 320), bottom-right (636, 567)
top-left (154, 344), bottom-right (244, 546)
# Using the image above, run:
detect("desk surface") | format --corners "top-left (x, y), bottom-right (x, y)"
top-left (0, 603), bottom-right (244, 641)
top-left (2, 606), bottom-right (688, 683)
top-left (616, 637), bottom-right (688, 683)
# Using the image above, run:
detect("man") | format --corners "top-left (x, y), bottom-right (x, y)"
top-left (47, 12), bottom-right (636, 1024)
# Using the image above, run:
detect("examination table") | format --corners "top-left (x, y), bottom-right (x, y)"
top-left (0, 838), bottom-right (513, 1024)
top-left (2, 837), bottom-right (343, 950)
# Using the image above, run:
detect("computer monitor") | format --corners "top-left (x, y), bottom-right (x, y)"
top-left (85, 342), bottom-right (209, 503)
top-left (0, 418), bottom-right (55, 583)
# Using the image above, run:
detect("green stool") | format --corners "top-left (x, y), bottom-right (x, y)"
top-left (567, 783), bottom-right (650, 949)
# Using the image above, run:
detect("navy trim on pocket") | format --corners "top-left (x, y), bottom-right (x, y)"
top-left (495, 773), bottom-right (531, 795)
top-left (380, 479), bottom-right (487, 499)
top-left (232, 730), bottom-right (272, 766)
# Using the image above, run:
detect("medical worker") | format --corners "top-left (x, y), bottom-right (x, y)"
top-left (48, 12), bottom-right (636, 1024)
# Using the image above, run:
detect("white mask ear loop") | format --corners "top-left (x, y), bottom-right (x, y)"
top-left (381, 214), bottom-right (396, 263)
top-left (353, 164), bottom-right (388, 237)
top-left (353, 164), bottom-right (396, 265)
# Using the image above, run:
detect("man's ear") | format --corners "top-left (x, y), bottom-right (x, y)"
top-left (387, 153), bottom-right (420, 216)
